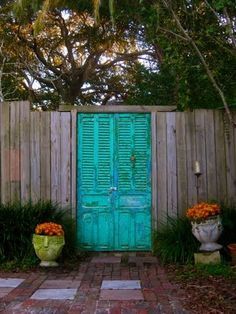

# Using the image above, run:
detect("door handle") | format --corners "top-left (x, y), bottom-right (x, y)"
top-left (109, 187), bottom-right (117, 192)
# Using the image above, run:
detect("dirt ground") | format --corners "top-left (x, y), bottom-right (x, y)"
top-left (165, 264), bottom-right (236, 313)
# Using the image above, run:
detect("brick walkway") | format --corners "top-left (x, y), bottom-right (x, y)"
top-left (0, 255), bottom-right (188, 313)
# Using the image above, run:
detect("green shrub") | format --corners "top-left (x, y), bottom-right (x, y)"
top-left (219, 204), bottom-right (236, 245)
top-left (0, 201), bottom-right (77, 264)
top-left (153, 216), bottom-right (199, 264)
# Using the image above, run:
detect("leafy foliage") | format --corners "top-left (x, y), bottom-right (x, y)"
top-left (0, 201), bottom-right (76, 263)
top-left (153, 216), bottom-right (199, 264)
top-left (219, 203), bottom-right (236, 245)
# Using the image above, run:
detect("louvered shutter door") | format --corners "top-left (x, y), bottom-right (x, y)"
top-left (78, 114), bottom-right (114, 250)
top-left (115, 113), bottom-right (151, 250)
top-left (77, 113), bottom-right (151, 250)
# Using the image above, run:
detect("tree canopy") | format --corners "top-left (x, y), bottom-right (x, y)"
top-left (0, 0), bottom-right (235, 115)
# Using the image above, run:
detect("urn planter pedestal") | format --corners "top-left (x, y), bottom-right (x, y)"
top-left (32, 234), bottom-right (65, 267)
top-left (191, 215), bottom-right (223, 252)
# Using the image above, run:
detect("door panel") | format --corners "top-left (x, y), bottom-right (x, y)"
top-left (77, 113), bottom-right (151, 251)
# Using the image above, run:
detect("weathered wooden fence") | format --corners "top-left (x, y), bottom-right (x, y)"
top-left (0, 101), bottom-right (235, 224)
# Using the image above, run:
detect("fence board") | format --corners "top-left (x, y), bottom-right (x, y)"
top-left (224, 113), bottom-right (236, 205)
top-left (151, 112), bottom-right (158, 228)
top-left (0, 103), bottom-right (1, 201)
top-left (71, 110), bottom-right (77, 217)
top-left (40, 112), bottom-right (51, 200)
top-left (30, 112), bottom-right (41, 202)
top-left (176, 112), bottom-right (188, 215)
top-left (20, 102), bottom-right (30, 202)
top-left (10, 102), bottom-right (21, 201)
top-left (156, 113), bottom-right (167, 224)
top-left (51, 112), bottom-right (61, 203)
top-left (214, 111), bottom-right (227, 203)
top-left (205, 110), bottom-right (217, 200)
top-left (60, 113), bottom-right (71, 207)
top-left (185, 111), bottom-right (197, 207)
top-left (166, 112), bottom-right (177, 218)
top-left (195, 110), bottom-right (207, 202)
top-left (0, 102), bottom-right (10, 203)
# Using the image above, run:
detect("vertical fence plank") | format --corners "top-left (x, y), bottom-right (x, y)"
top-left (156, 113), bottom-right (167, 224)
top-left (195, 110), bottom-right (207, 202)
top-left (1, 102), bottom-right (10, 203)
top-left (205, 110), bottom-right (217, 201)
top-left (71, 110), bottom-right (77, 217)
top-left (60, 113), bottom-right (71, 208)
top-left (214, 110), bottom-right (227, 203)
top-left (166, 112), bottom-right (177, 218)
top-left (30, 111), bottom-right (41, 202)
top-left (40, 112), bottom-right (51, 200)
top-left (20, 102), bottom-right (31, 202)
top-left (0, 103), bottom-right (1, 202)
top-left (185, 111), bottom-right (197, 207)
top-left (224, 112), bottom-right (236, 205)
top-left (151, 112), bottom-right (158, 228)
top-left (176, 112), bottom-right (188, 215)
top-left (51, 112), bottom-right (61, 203)
top-left (10, 102), bottom-right (21, 201)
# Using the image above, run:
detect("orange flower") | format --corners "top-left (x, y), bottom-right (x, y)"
top-left (186, 202), bottom-right (220, 222)
top-left (35, 222), bottom-right (64, 236)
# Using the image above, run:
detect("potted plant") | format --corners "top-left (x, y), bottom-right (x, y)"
top-left (186, 202), bottom-right (223, 252)
top-left (32, 222), bottom-right (65, 267)
top-left (227, 243), bottom-right (236, 265)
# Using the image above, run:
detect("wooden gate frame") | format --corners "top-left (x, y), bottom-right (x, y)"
top-left (59, 105), bottom-right (177, 230)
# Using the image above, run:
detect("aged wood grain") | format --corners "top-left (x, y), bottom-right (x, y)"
top-left (156, 112), bottom-right (168, 225)
top-left (214, 110), bottom-right (227, 203)
top-left (195, 110), bottom-right (207, 202)
top-left (20, 101), bottom-right (31, 202)
top-left (60, 113), bottom-right (71, 207)
top-left (185, 111), bottom-right (197, 207)
top-left (51, 112), bottom-right (61, 203)
top-left (40, 112), bottom-right (51, 200)
top-left (71, 110), bottom-right (77, 217)
top-left (0, 102), bottom-right (10, 203)
top-left (30, 111), bottom-right (41, 202)
top-left (59, 105), bottom-right (177, 112)
top-left (176, 112), bottom-right (188, 215)
top-left (166, 112), bottom-right (177, 218)
top-left (151, 112), bottom-right (158, 228)
top-left (205, 110), bottom-right (217, 201)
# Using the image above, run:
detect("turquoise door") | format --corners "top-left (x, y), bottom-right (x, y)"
top-left (77, 113), bottom-right (151, 251)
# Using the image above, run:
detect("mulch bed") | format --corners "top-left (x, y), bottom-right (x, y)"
top-left (165, 264), bottom-right (236, 313)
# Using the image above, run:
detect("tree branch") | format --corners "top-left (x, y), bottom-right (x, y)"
top-left (161, 0), bottom-right (236, 126)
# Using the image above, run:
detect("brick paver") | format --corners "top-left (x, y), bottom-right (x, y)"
top-left (0, 255), bottom-right (188, 313)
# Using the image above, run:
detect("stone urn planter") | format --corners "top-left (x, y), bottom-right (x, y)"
top-left (191, 215), bottom-right (223, 252)
top-left (32, 234), bottom-right (65, 267)
top-left (32, 222), bottom-right (65, 267)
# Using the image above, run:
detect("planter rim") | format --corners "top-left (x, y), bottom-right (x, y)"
top-left (228, 243), bottom-right (236, 250)
top-left (191, 215), bottom-right (221, 224)
top-left (33, 234), bottom-right (64, 238)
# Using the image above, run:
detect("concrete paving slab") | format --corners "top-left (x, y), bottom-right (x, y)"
top-left (40, 279), bottom-right (81, 289)
top-left (101, 280), bottom-right (141, 290)
top-left (91, 256), bottom-right (121, 264)
top-left (30, 288), bottom-right (77, 300)
top-left (0, 278), bottom-right (24, 287)
top-left (100, 289), bottom-right (144, 301)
